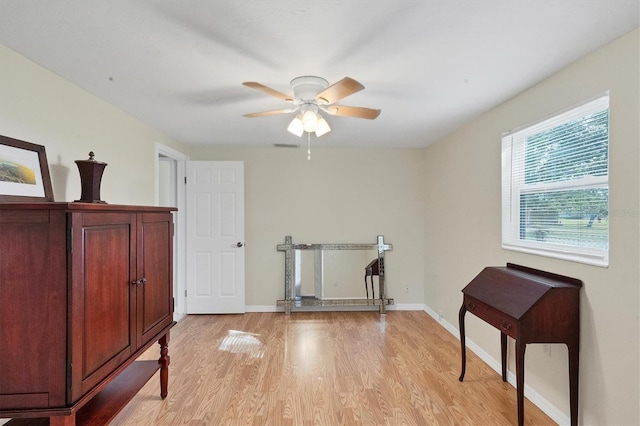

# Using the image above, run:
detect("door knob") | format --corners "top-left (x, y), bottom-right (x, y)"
top-left (236, 242), bottom-right (244, 247)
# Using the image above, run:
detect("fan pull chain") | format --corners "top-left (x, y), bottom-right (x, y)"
top-left (307, 132), bottom-right (311, 160)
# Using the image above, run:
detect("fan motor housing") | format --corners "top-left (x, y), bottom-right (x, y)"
top-left (290, 76), bottom-right (328, 102)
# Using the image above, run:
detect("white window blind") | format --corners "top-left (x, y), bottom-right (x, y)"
top-left (502, 94), bottom-right (609, 266)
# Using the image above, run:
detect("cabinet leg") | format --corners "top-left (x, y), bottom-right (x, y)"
top-left (158, 333), bottom-right (170, 399)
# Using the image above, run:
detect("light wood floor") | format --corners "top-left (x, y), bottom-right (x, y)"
top-left (111, 311), bottom-right (556, 425)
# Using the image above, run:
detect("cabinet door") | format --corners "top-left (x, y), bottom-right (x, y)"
top-left (136, 212), bottom-right (174, 346)
top-left (68, 212), bottom-right (137, 403)
top-left (0, 209), bottom-right (67, 409)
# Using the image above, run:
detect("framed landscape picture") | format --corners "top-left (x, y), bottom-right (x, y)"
top-left (0, 135), bottom-right (54, 202)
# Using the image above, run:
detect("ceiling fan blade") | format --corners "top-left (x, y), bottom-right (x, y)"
top-left (242, 82), bottom-right (294, 102)
top-left (315, 77), bottom-right (365, 104)
top-left (325, 105), bottom-right (381, 120)
top-left (243, 108), bottom-right (296, 118)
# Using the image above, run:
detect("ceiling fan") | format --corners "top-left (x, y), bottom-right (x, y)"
top-left (242, 76), bottom-right (381, 138)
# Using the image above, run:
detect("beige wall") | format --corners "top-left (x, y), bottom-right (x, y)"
top-left (423, 29), bottom-right (639, 424)
top-left (186, 146), bottom-right (426, 307)
top-left (0, 45), bottom-right (185, 205)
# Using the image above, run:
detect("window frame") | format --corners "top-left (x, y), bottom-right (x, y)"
top-left (501, 94), bottom-right (609, 267)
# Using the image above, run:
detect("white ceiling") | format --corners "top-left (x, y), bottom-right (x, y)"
top-left (0, 1), bottom-right (638, 148)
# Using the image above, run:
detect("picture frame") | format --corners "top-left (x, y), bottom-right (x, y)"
top-left (0, 135), bottom-right (54, 202)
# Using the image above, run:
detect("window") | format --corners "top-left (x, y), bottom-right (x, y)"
top-left (502, 94), bottom-right (609, 266)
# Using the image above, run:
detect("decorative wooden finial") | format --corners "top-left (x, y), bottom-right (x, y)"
top-left (74, 151), bottom-right (108, 203)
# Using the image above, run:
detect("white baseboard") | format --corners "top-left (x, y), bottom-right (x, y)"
top-left (387, 303), bottom-right (425, 311)
top-left (421, 305), bottom-right (570, 426)
top-left (245, 303), bottom-right (424, 313)
top-left (245, 305), bottom-right (281, 313)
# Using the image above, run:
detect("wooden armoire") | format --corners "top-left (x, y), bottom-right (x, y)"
top-left (0, 203), bottom-right (176, 425)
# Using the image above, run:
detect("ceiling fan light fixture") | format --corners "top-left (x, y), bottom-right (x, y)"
top-left (315, 115), bottom-right (331, 137)
top-left (287, 115), bottom-right (304, 137)
top-left (243, 76), bottom-right (379, 150)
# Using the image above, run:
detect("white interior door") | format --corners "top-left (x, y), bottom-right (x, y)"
top-left (186, 161), bottom-right (245, 314)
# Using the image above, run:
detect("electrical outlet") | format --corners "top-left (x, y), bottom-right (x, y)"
top-left (543, 344), bottom-right (552, 357)
top-left (404, 284), bottom-right (410, 294)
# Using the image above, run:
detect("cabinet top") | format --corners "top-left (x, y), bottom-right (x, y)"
top-left (0, 202), bottom-right (177, 212)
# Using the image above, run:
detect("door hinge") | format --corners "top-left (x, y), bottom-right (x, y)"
top-left (184, 290), bottom-right (187, 297)
top-left (184, 176), bottom-right (187, 184)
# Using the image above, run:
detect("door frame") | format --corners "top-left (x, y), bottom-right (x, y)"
top-left (155, 143), bottom-right (189, 318)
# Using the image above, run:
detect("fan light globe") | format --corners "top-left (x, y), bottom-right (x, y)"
top-left (302, 110), bottom-right (318, 132)
top-left (287, 115), bottom-right (304, 137)
top-left (315, 116), bottom-right (331, 137)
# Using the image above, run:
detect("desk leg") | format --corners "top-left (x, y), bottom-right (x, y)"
top-left (378, 274), bottom-right (386, 314)
top-left (364, 275), bottom-right (369, 299)
top-left (458, 304), bottom-right (467, 381)
top-left (371, 276), bottom-right (376, 300)
top-left (515, 340), bottom-right (526, 426)
top-left (568, 341), bottom-right (579, 426)
top-left (501, 333), bottom-right (508, 382)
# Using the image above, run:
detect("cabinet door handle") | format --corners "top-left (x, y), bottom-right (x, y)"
top-left (468, 302), bottom-right (476, 311)
top-left (501, 321), bottom-right (512, 331)
top-left (131, 279), bottom-right (140, 285)
top-left (140, 278), bottom-right (147, 284)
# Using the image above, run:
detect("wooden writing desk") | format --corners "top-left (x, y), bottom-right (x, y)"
top-left (458, 263), bottom-right (582, 426)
